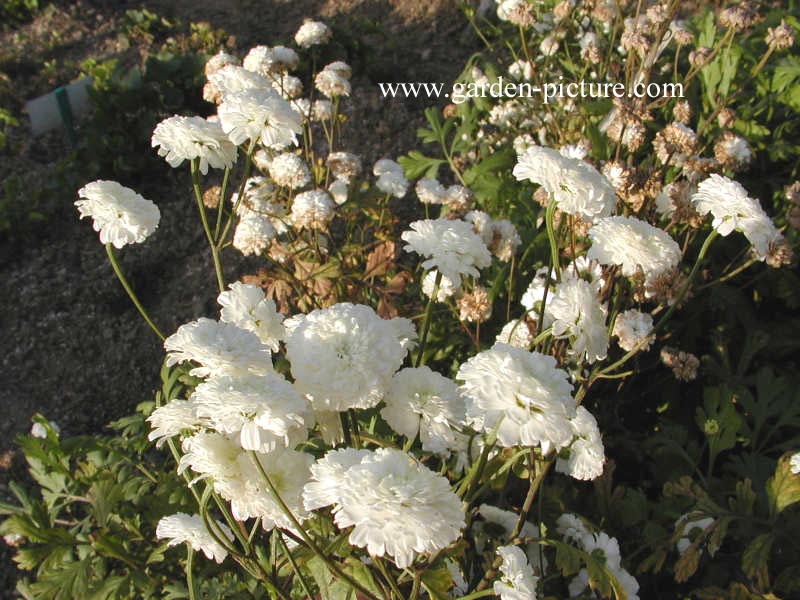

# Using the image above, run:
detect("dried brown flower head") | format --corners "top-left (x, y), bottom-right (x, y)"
top-left (457, 285), bottom-right (492, 323)
top-left (660, 346), bottom-right (700, 381)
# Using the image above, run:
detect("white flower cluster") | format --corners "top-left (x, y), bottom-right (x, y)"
top-left (544, 277), bottom-right (609, 363)
top-left (465, 210), bottom-right (522, 262)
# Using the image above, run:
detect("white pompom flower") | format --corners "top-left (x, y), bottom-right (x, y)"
top-left (556, 406), bottom-right (606, 481)
top-left (495, 319), bottom-right (534, 349)
top-left (217, 282), bottom-right (285, 351)
top-left (303, 447), bottom-right (465, 568)
top-left (544, 278), bottom-right (609, 364)
top-left (268, 152), bottom-right (311, 189)
top-left (422, 269), bottom-right (458, 301)
top-left (458, 344), bottom-right (576, 453)
top-left (295, 19), bottom-right (332, 47)
top-left (233, 213), bottom-right (277, 256)
top-left (156, 513), bottom-right (233, 563)
top-left (315, 63), bottom-right (351, 98)
top-left (416, 178), bottom-right (447, 204)
top-left (588, 216), bottom-right (681, 283)
top-left (494, 545), bottom-right (539, 600)
top-left (178, 432), bottom-right (312, 530)
top-left (612, 309), bottom-right (654, 352)
top-left (513, 145), bottom-right (616, 220)
top-left (691, 174), bottom-right (782, 260)
top-left (290, 189), bottom-right (336, 230)
top-left (190, 373), bottom-right (310, 452)
top-left (164, 318), bottom-right (272, 378)
top-left (374, 158), bottom-right (409, 198)
top-left (75, 180), bottom-right (160, 248)
top-left (285, 303), bottom-right (416, 411)
top-left (401, 219), bottom-right (492, 286)
top-left (218, 89), bottom-right (302, 149)
top-left (147, 399), bottom-right (201, 447)
top-left (243, 45), bottom-right (299, 75)
top-left (381, 366), bottom-right (466, 455)
top-left (208, 65), bottom-right (272, 98)
top-left (151, 115), bottom-right (237, 174)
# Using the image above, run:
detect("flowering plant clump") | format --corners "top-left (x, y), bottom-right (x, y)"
top-left (3, 3), bottom-right (800, 600)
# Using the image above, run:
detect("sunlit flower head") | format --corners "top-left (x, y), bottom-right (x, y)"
top-left (217, 282), bottom-right (285, 351)
top-left (691, 174), bottom-right (782, 259)
top-left (303, 447), bottom-right (464, 568)
top-left (381, 366), bottom-right (466, 455)
top-left (494, 545), bottom-right (539, 600)
top-left (218, 89), bottom-right (302, 149)
top-left (290, 189), bottom-right (336, 230)
top-left (269, 152), bottom-right (311, 189)
top-left (555, 406), bottom-right (605, 481)
top-left (513, 145), bottom-right (616, 220)
top-left (208, 65), bottom-right (272, 98)
top-left (416, 178), bottom-right (447, 205)
top-left (147, 399), bottom-right (201, 447)
top-left (315, 62), bottom-right (352, 98)
top-left (75, 180), bottom-right (160, 248)
top-left (458, 344), bottom-right (576, 453)
top-left (422, 269), bottom-right (458, 301)
top-left (243, 45), bottom-right (299, 75)
top-left (612, 309), bottom-right (654, 352)
top-left (295, 19), bottom-right (332, 47)
top-left (285, 303), bottom-right (416, 411)
top-left (233, 213), bottom-right (277, 256)
top-left (402, 219), bottom-right (492, 285)
top-left (374, 158), bottom-right (410, 198)
top-left (156, 513), bottom-right (232, 563)
top-left (545, 278), bottom-right (609, 363)
top-left (152, 115), bottom-right (237, 174)
top-left (191, 372), bottom-right (310, 452)
top-left (164, 318), bottom-right (272, 378)
top-left (588, 216), bottom-right (681, 283)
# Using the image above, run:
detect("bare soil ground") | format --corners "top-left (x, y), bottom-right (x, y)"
top-left (0, 0), bottom-right (480, 594)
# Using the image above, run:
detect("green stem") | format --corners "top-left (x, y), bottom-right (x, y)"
top-left (474, 455), bottom-right (551, 593)
top-left (217, 139), bottom-right (257, 248)
top-left (214, 166), bottom-right (231, 240)
top-left (545, 201), bottom-right (560, 281)
top-left (409, 571), bottom-right (422, 600)
top-left (186, 545), bottom-right (198, 600)
top-left (415, 270), bottom-right (442, 367)
top-left (455, 590), bottom-right (497, 600)
top-left (191, 159), bottom-right (225, 293)
top-left (277, 532), bottom-right (315, 599)
top-left (374, 557), bottom-right (404, 600)
top-left (105, 244), bottom-right (164, 340)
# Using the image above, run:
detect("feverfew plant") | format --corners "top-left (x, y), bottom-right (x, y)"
top-left (3, 4), bottom-right (800, 600)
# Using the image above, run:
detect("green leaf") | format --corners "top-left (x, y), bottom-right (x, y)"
top-left (741, 533), bottom-right (772, 588)
top-left (421, 564), bottom-right (454, 599)
top-left (398, 151), bottom-right (446, 180)
top-left (28, 556), bottom-right (92, 600)
top-left (766, 451), bottom-right (800, 516)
